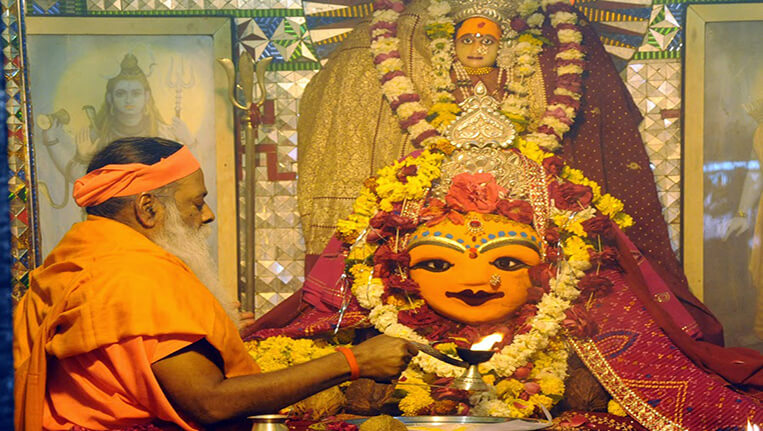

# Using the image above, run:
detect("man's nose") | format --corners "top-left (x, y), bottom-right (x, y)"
top-left (201, 203), bottom-right (215, 224)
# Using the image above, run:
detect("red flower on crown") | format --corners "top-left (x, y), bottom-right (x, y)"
top-left (445, 172), bottom-right (505, 213)
top-left (421, 198), bottom-right (465, 227)
top-left (496, 199), bottom-right (534, 225)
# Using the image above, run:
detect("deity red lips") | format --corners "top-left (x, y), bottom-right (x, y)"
top-left (446, 289), bottom-right (505, 306)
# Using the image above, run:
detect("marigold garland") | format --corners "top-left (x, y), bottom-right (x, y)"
top-left (245, 336), bottom-right (336, 372)
top-left (337, 150), bottom-right (444, 244)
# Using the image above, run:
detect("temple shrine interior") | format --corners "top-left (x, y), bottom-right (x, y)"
top-left (3, 0), bottom-right (763, 430)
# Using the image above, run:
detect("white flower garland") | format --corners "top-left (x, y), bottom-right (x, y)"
top-left (372, 0), bottom-right (587, 153)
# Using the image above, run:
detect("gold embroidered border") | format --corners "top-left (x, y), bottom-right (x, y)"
top-left (569, 338), bottom-right (686, 431)
top-left (555, 412), bottom-right (640, 431)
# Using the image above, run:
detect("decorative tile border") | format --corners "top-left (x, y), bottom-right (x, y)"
top-left (1, 1), bottom-right (16, 424)
top-left (633, 50), bottom-right (680, 60)
top-left (4, 0), bottom-right (39, 302)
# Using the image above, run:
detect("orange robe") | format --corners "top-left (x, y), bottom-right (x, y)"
top-left (14, 215), bottom-right (259, 430)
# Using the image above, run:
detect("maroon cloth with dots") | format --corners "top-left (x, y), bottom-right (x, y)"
top-left (540, 14), bottom-right (724, 345)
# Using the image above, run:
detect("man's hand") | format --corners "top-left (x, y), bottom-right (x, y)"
top-left (238, 310), bottom-right (256, 336)
top-left (351, 335), bottom-right (418, 381)
top-left (152, 336), bottom-right (416, 425)
top-left (232, 301), bottom-right (256, 336)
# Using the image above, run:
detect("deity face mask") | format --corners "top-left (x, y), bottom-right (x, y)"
top-left (455, 33), bottom-right (499, 69)
top-left (455, 18), bottom-right (501, 69)
top-left (407, 212), bottom-right (542, 325)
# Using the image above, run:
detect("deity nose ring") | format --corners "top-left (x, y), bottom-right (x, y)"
top-left (489, 273), bottom-right (501, 288)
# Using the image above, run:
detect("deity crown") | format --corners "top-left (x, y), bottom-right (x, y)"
top-left (116, 53), bottom-right (147, 80)
top-left (447, 0), bottom-right (519, 30)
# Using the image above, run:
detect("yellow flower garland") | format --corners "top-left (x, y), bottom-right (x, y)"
top-left (337, 150), bottom-right (444, 242)
top-left (245, 336), bottom-right (336, 373)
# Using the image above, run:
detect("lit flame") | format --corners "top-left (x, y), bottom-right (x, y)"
top-left (747, 420), bottom-right (761, 431)
top-left (470, 333), bottom-right (503, 351)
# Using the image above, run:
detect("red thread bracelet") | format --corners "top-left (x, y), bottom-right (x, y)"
top-left (335, 347), bottom-right (360, 380)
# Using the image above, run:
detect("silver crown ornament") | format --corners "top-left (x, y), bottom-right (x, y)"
top-left (447, 0), bottom-right (520, 29)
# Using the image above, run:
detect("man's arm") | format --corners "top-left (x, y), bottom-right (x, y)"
top-left (151, 334), bottom-right (416, 425)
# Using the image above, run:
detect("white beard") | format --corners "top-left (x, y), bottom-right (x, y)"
top-left (152, 201), bottom-right (240, 324)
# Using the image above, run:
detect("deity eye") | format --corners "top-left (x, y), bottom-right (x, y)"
top-left (459, 36), bottom-right (474, 45)
top-left (481, 38), bottom-right (495, 46)
top-left (411, 259), bottom-right (453, 273)
top-left (490, 256), bottom-right (528, 272)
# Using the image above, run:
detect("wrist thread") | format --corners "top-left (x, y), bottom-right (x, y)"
top-left (335, 347), bottom-right (360, 380)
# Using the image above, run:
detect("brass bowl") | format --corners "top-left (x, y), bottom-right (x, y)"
top-left (248, 414), bottom-right (288, 431)
top-left (456, 347), bottom-right (495, 365)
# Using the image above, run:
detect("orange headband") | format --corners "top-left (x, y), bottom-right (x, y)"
top-left (73, 146), bottom-right (201, 208)
top-left (456, 17), bottom-right (502, 40)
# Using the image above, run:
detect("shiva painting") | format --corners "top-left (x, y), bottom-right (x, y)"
top-left (684, 5), bottom-right (763, 352)
top-left (24, 17), bottom-right (238, 295)
top-left (27, 19), bottom-right (221, 258)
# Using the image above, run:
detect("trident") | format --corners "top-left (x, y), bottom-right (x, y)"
top-left (218, 52), bottom-right (273, 311)
top-left (218, 51), bottom-right (272, 148)
top-left (166, 57), bottom-right (195, 119)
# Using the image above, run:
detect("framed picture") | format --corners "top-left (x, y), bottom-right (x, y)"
top-left (684, 5), bottom-right (763, 349)
top-left (25, 17), bottom-right (238, 297)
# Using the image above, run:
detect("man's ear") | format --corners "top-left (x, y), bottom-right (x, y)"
top-left (134, 193), bottom-right (162, 228)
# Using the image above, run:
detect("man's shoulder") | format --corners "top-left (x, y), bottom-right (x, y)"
top-left (47, 216), bottom-right (196, 282)
top-left (88, 250), bottom-right (198, 287)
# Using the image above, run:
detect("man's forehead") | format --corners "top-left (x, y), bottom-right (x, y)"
top-left (174, 169), bottom-right (207, 195)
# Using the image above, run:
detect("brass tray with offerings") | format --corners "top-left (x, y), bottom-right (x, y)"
top-left (346, 415), bottom-right (552, 430)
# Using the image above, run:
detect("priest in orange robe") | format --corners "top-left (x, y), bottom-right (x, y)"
top-left (14, 137), bottom-right (417, 431)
